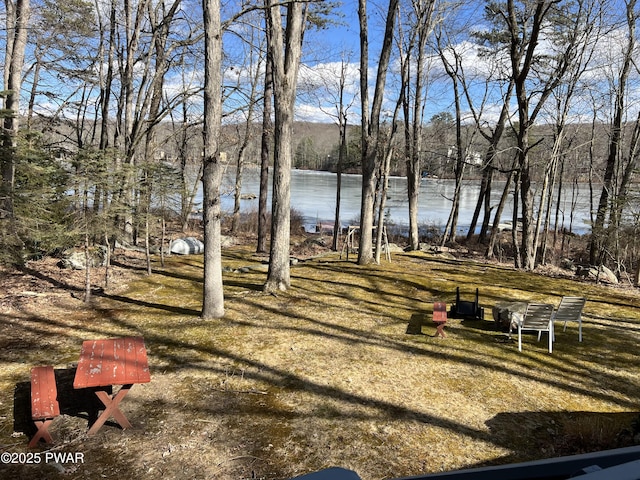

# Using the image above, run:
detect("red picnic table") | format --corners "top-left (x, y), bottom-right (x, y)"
top-left (73, 336), bottom-right (151, 435)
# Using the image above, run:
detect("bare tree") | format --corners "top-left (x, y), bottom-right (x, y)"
top-left (399, 0), bottom-right (437, 251)
top-left (1, 0), bottom-right (30, 225)
top-left (537, 0), bottom-right (600, 265)
top-left (263, 0), bottom-right (307, 292)
top-left (486, 0), bottom-right (584, 269)
top-left (589, 0), bottom-right (637, 268)
top-left (257, 48), bottom-right (273, 254)
top-left (302, 55), bottom-right (357, 250)
top-left (437, 42), bottom-right (478, 245)
top-left (230, 22), bottom-right (265, 234)
top-left (466, 76), bottom-right (515, 244)
top-left (374, 105), bottom-right (402, 263)
top-left (167, 70), bottom-right (204, 232)
top-left (357, 0), bottom-right (399, 264)
top-left (330, 59), bottom-right (356, 252)
top-left (201, 0), bottom-right (225, 318)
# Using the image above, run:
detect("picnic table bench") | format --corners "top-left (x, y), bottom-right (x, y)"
top-left (433, 302), bottom-right (448, 337)
top-left (29, 365), bottom-right (60, 447)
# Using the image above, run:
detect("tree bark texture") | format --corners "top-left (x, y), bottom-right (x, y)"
top-left (257, 51), bottom-right (273, 254)
top-left (201, 0), bottom-right (225, 319)
top-left (1, 0), bottom-right (30, 221)
top-left (589, 0), bottom-right (636, 265)
top-left (264, 0), bottom-right (306, 292)
top-left (357, 0), bottom-right (399, 264)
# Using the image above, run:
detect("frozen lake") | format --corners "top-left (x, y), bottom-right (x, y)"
top-left (201, 168), bottom-right (594, 235)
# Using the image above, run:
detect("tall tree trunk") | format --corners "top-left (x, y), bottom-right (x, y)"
top-left (406, 0), bottom-right (436, 251)
top-left (374, 88), bottom-right (403, 263)
top-left (263, 0), bottom-right (306, 292)
top-left (332, 111), bottom-right (346, 251)
top-left (468, 165), bottom-right (493, 242)
top-left (257, 50), bottom-right (273, 254)
top-left (466, 80), bottom-right (514, 241)
top-left (438, 44), bottom-right (469, 246)
top-left (201, 0), bottom-right (225, 319)
top-left (506, 0), bottom-right (561, 270)
top-left (93, 0), bottom-right (117, 215)
top-left (1, 0), bottom-right (30, 224)
top-left (486, 170), bottom-right (515, 259)
top-left (84, 233), bottom-right (92, 303)
top-left (441, 135), bottom-right (464, 245)
top-left (540, 153), bottom-right (560, 265)
top-left (590, 0), bottom-right (637, 265)
top-left (232, 125), bottom-right (247, 234)
top-left (479, 170), bottom-right (494, 241)
top-left (375, 147), bottom-right (392, 264)
top-left (357, 0), bottom-right (399, 265)
top-left (177, 100), bottom-right (200, 231)
top-left (552, 152), bottom-right (566, 252)
top-left (232, 40), bottom-right (262, 234)
top-left (140, 0), bottom-right (178, 275)
top-left (120, 0), bottom-right (149, 241)
top-left (609, 110), bottom-right (640, 276)
top-left (512, 169), bottom-right (522, 269)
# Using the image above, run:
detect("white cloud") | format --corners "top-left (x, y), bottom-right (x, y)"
top-left (294, 103), bottom-right (338, 123)
top-left (294, 62), bottom-right (361, 123)
top-left (298, 62), bottom-right (361, 95)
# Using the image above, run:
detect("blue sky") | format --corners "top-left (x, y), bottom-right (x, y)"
top-left (296, 0), bottom-right (451, 125)
top-left (314, 0), bottom-right (362, 56)
top-left (15, 0), bottom-right (635, 131)
top-left (292, 0), bottom-right (637, 128)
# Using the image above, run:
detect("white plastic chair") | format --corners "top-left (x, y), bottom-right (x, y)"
top-left (553, 296), bottom-right (586, 342)
top-left (518, 303), bottom-right (555, 353)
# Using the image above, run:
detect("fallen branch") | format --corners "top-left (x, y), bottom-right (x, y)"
top-left (213, 388), bottom-right (268, 395)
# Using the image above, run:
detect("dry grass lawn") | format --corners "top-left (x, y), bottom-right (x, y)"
top-left (1, 244), bottom-right (640, 479)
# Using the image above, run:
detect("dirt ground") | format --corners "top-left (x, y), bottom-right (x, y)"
top-left (1, 237), bottom-right (640, 480)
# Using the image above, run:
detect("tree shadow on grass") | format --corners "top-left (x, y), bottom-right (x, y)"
top-left (480, 410), bottom-right (640, 468)
top-left (406, 308), bottom-right (505, 338)
top-left (406, 312), bottom-right (428, 335)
